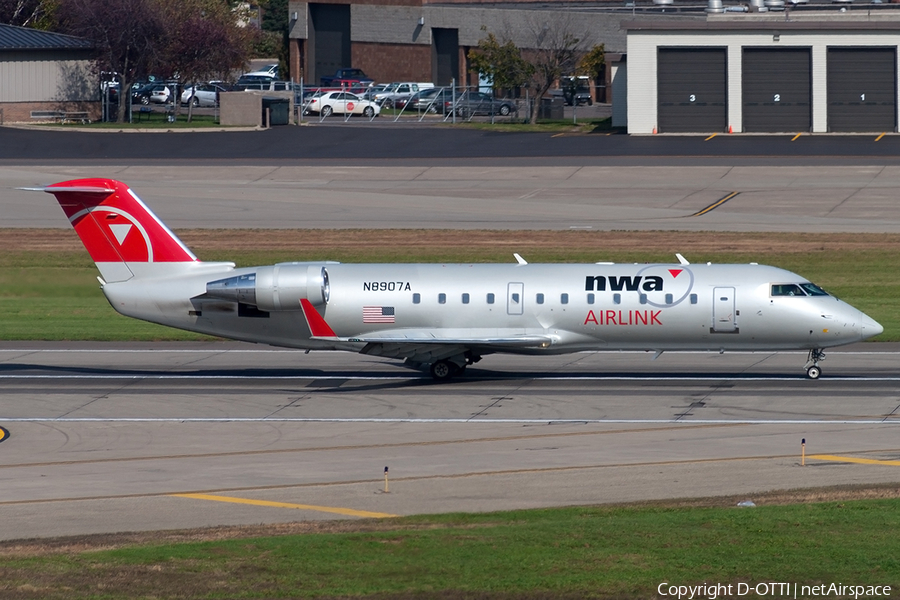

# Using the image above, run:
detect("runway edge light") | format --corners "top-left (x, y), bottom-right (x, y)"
top-left (802, 438), bottom-right (806, 466)
top-left (384, 466), bottom-right (390, 493)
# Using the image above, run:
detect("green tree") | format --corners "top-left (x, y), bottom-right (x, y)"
top-left (467, 29), bottom-right (533, 96)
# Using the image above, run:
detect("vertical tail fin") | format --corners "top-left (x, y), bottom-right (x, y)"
top-left (30, 178), bottom-right (197, 282)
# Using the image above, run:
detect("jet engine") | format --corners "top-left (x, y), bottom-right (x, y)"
top-left (205, 263), bottom-right (333, 311)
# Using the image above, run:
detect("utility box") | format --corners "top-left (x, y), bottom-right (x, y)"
top-left (262, 97), bottom-right (290, 126)
top-left (220, 91), bottom-right (294, 127)
top-left (539, 96), bottom-right (564, 120)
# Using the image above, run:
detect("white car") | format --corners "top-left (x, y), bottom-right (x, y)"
top-left (180, 83), bottom-right (227, 107)
top-left (243, 63), bottom-right (279, 78)
top-left (305, 91), bottom-right (380, 117)
top-left (149, 84), bottom-right (171, 104)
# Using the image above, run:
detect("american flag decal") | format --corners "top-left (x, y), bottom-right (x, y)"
top-left (363, 306), bottom-right (395, 323)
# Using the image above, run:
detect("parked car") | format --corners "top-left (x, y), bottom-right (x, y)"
top-left (180, 83), bottom-right (228, 107)
top-left (243, 63), bottom-right (279, 78)
top-left (149, 84), bottom-right (172, 104)
top-left (234, 78), bottom-right (294, 92)
top-left (131, 82), bottom-right (158, 105)
top-left (561, 76), bottom-right (592, 106)
top-left (450, 91), bottom-right (516, 117)
top-left (404, 87), bottom-right (450, 113)
top-left (305, 91), bottom-right (380, 117)
top-left (374, 82), bottom-right (434, 108)
top-left (234, 74), bottom-right (275, 89)
top-left (356, 83), bottom-right (389, 102)
top-left (319, 68), bottom-right (373, 87)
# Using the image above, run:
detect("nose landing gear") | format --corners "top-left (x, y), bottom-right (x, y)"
top-left (804, 349), bottom-right (826, 379)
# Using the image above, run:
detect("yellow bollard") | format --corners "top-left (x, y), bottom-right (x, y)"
top-left (801, 438), bottom-right (806, 466)
top-left (384, 466), bottom-right (389, 493)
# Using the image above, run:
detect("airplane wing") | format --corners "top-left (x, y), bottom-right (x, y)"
top-left (299, 299), bottom-right (552, 362)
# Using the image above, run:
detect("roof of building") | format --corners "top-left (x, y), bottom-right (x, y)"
top-left (0, 23), bottom-right (92, 51)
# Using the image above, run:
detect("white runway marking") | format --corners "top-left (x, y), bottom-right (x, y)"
top-left (1, 417), bottom-right (898, 425)
top-left (1, 374), bottom-right (898, 381)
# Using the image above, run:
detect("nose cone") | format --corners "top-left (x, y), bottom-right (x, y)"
top-left (860, 312), bottom-right (884, 340)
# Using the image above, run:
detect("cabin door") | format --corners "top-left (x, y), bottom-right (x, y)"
top-left (712, 287), bottom-right (737, 332)
top-left (507, 282), bottom-right (524, 315)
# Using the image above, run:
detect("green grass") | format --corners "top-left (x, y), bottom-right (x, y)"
top-left (1, 245), bottom-right (896, 342)
top-left (2, 500), bottom-right (899, 599)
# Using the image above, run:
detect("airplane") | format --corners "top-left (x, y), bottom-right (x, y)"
top-left (25, 178), bottom-right (883, 380)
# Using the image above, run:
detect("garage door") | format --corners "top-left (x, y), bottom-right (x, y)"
top-left (657, 48), bottom-right (727, 133)
top-left (742, 48), bottom-right (811, 132)
top-left (828, 48), bottom-right (896, 132)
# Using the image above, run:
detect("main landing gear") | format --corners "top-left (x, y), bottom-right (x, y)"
top-left (804, 349), bottom-right (826, 379)
top-left (428, 353), bottom-right (481, 381)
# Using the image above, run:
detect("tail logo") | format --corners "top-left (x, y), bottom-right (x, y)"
top-left (69, 205), bottom-right (155, 262)
top-left (109, 223), bottom-right (132, 246)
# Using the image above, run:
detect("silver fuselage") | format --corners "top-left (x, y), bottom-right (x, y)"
top-left (100, 261), bottom-right (881, 355)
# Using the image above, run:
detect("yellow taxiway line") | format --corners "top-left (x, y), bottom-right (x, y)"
top-left (875, 133), bottom-right (886, 142)
top-left (791, 133), bottom-right (803, 141)
top-left (809, 455), bottom-right (900, 467)
top-left (691, 191), bottom-right (740, 217)
top-left (170, 493), bottom-right (397, 518)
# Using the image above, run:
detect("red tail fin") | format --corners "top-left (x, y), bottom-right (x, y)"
top-left (43, 179), bottom-right (196, 267)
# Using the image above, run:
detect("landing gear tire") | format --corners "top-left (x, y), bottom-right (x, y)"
top-left (430, 360), bottom-right (456, 381)
top-left (804, 348), bottom-right (826, 379)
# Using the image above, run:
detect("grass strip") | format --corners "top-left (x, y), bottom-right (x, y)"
top-left (1, 499), bottom-right (899, 599)
top-left (1, 230), bottom-right (896, 341)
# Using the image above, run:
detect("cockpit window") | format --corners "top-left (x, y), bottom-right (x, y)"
top-left (771, 284), bottom-right (806, 297)
top-left (799, 283), bottom-right (829, 296)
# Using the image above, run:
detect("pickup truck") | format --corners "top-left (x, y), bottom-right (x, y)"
top-left (319, 68), bottom-right (373, 87)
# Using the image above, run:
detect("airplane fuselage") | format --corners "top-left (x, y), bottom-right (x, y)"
top-left (102, 261), bottom-right (877, 355)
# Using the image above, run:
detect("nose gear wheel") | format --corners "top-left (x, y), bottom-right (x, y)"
top-left (804, 349), bottom-right (826, 379)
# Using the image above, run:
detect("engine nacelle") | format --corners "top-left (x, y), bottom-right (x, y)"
top-left (206, 263), bottom-right (332, 311)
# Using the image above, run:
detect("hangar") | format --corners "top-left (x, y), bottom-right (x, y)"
top-left (0, 23), bottom-right (96, 123)
top-left (625, 15), bottom-right (900, 134)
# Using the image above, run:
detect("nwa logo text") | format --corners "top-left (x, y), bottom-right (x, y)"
top-left (585, 275), bottom-right (665, 292)
top-left (583, 268), bottom-right (694, 310)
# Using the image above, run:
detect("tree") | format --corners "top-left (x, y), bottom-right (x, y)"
top-left (467, 29), bottom-right (533, 96)
top-left (159, 0), bottom-right (252, 121)
top-left (0, 0), bottom-right (57, 28)
top-left (578, 43), bottom-right (605, 101)
top-left (57, 0), bottom-right (166, 123)
top-left (523, 14), bottom-right (591, 124)
top-left (57, 0), bottom-right (251, 123)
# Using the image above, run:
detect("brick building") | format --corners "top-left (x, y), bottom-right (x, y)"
top-left (286, 0), bottom-right (632, 97)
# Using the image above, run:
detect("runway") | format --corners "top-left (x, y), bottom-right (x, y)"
top-left (2, 127), bottom-right (900, 541)
top-left (1, 343), bottom-right (898, 541)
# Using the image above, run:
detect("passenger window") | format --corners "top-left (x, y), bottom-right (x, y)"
top-left (690, 294), bottom-right (698, 304)
top-left (587, 293), bottom-right (595, 305)
top-left (536, 293), bottom-right (544, 304)
top-left (771, 284), bottom-right (806, 297)
top-left (487, 293), bottom-right (495, 304)
top-left (462, 293), bottom-right (470, 304)
top-left (438, 293), bottom-right (446, 304)
top-left (665, 293), bottom-right (673, 305)
top-left (413, 293), bottom-right (421, 304)
top-left (560, 293), bottom-right (568, 305)
top-left (639, 294), bottom-right (647, 305)
top-left (613, 293), bottom-right (621, 305)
